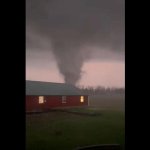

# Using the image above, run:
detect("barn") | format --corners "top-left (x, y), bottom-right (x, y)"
top-left (26, 80), bottom-right (89, 112)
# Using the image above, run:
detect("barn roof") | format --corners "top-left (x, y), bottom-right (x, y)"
top-left (26, 80), bottom-right (84, 95)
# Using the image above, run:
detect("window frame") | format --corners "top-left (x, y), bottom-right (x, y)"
top-left (38, 96), bottom-right (44, 104)
top-left (62, 96), bottom-right (67, 103)
top-left (80, 96), bottom-right (84, 103)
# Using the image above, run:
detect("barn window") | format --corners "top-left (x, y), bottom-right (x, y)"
top-left (62, 96), bottom-right (66, 103)
top-left (39, 96), bottom-right (44, 104)
top-left (80, 96), bottom-right (84, 103)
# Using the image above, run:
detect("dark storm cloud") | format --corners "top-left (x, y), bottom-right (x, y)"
top-left (26, 0), bottom-right (125, 85)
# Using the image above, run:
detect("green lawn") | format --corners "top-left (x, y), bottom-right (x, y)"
top-left (26, 107), bottom-right (125, 150)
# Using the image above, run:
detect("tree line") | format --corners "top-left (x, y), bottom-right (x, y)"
top-left (78, 85), bottom-right (125, 95)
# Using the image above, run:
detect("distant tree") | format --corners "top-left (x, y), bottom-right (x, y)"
top-left (78, 85), bottom-right (125, 95)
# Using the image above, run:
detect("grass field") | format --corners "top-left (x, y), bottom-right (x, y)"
top-left (26, 95), bottom-right (125, 150)
top-left (89, 94), bottom-right (125, 111)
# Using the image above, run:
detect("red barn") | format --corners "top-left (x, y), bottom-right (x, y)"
top-left (26, 80), bottom-right (89, 112)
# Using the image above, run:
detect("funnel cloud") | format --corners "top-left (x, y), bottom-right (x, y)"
top-left (26, 0), bottom-right (125, 85)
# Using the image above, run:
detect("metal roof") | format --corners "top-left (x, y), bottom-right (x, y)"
top-left (26, 80), bottom-right (84, 95)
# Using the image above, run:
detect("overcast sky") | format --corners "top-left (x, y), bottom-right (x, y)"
top-left (26, 0), bottom-right (125, 88)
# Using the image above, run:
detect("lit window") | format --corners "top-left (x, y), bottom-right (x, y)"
top-left (39, 96), bottom-right (44, 104)
top-left (80, 96), bottom-right (84, 103)
top-left (62, 96), bottom-right (66, 103)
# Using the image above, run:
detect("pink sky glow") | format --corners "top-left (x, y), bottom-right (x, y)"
top-left (26, 60), bottom-right (124, 88)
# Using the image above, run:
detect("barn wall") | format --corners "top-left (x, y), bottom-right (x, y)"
top-left (44, 96), bottom-right (63, 108)
top-left (26, 95), bottom-right (88, 112)
top-left (59, 96), bottom-right (88, 107)
top-left (26, 96), bottom-right (44, 112)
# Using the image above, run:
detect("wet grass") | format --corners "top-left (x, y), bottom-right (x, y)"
top-left (26, 108), bottom-right (124, 150)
